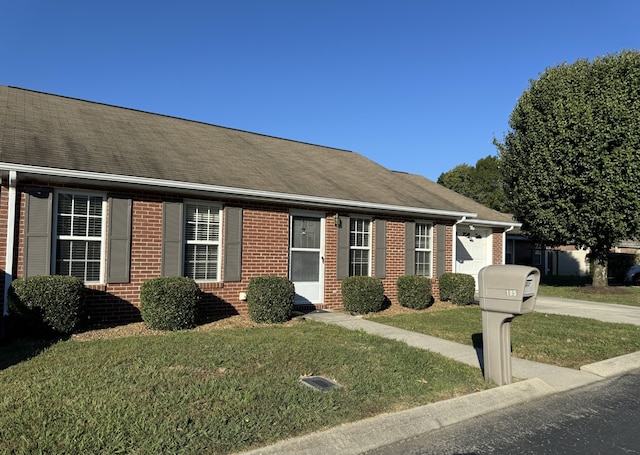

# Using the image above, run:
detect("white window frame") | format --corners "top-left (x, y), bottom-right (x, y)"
top-left (349, 216), bottom-right (372, 276)
top-left (52, 189), bottom-right (107, 284)
top-left (415, 221), bottom-right (433, 277)
top-left (183, 201), bottom-right (222, 282)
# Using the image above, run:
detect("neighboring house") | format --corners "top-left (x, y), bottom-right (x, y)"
top-left (0, 86), bottom-right (519, 324)
top-left (506, 232), bottom-right (640, 279)
top-left (505, 231), bottom-right (590, 277)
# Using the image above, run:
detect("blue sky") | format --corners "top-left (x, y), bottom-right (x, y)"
top-left (2, 1), bottom-right (639, 181)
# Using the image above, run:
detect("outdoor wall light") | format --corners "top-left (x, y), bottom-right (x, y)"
top-left (333, 213), bottom-right (340, 227)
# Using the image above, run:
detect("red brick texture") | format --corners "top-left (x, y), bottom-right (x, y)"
top-left (0, 181), bottom-right (505, 325)
top-left (492, 228), bottom-right (503, 265)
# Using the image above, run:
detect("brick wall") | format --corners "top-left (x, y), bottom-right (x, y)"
top-left (379, 219), bottom-right (405, 306)
top-left (492, 228), bottom-right (503, 265)
top-left (84, 197), bottom-right (165, 322)
top-left (322, 214), bottom-right (342, 309)
top-left (1, 180), bottom-right (499, 325)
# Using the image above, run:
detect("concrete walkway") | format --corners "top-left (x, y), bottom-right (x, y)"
top-left (239, 297), bottom-right (640, 455)
top-left (536, 295), bottom-right (640, 326)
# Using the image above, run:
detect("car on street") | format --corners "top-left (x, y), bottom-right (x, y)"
top-left (623, 265), bottom-right (640, 286)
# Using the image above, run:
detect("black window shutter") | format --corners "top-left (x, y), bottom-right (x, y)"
top-left (374, 219), bottom-right (386, 279)
top-left (404, 221), bottom-right (415, 275)
top-left (436, 224), bottom-right (447, 277)
top-left (24, 188), bottom-right (53, 277)
top-left (107, 197), bottom-right (132, 284)
top-left (162, 202), bottom-right (183, 277)
top-left (336, 215), bottom-right (350, 280)
top-left (223, 206), bottom-right (243, 282)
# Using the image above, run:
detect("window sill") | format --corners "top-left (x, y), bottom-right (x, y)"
top-left (197, 281), bottom-right (224, 291)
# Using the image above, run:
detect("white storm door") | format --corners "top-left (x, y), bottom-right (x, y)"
top-left (456, 227), bottom-right (491, 287)
top-left (290, 215), bottom-right (324, 304)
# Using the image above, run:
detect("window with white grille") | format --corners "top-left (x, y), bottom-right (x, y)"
top-left (349, 218), bottom-right (370, 276)
top-left (415, 222), bottom-right (433, 277)
top-left (55, 192), bottom-right (105, 282)
top-left (184, 203), bottom-right (220, 281)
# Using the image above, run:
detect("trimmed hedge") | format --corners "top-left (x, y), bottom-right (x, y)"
top-left (341, 276), bottom-right (385, 314)
top-left (247, 276), bottom-right (295, 323)
top-left (140, 277), bottom-right (200, 330)
top-left (8, 275), bottom-right (85, 335)
top-left (397, 275), bottom-right (433, 310)
top-left (438, 273), bottom-right (476, 306)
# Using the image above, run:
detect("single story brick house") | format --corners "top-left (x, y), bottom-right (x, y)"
top-left (0, 86), bottom-right (518, 324)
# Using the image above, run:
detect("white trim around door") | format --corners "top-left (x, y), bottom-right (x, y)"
top-left (289, 211), bottom-right (326, 304)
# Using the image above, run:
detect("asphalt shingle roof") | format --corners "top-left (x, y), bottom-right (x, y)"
top-left (0, 86), bottom-right (515, 223)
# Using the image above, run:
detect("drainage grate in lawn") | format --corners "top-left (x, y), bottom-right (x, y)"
top-left (299, 376), bottom-right (341, 391)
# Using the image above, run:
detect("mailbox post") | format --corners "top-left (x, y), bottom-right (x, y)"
top-left (478, 265), bottom-right (540, 385)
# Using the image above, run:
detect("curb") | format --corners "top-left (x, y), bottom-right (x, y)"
top-left (237, 379), bottom-right (555, 455)
top-left (580, 350), bottom-right (640, 377)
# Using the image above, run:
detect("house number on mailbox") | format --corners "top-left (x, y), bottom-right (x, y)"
top-left (505, 289), bottom-right (518, 297)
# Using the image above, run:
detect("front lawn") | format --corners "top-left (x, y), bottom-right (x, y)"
top-left (0, 319), bottom-right (489, 454)
top-left (538, 283), bottom-right (640, 307)
top-left (370, 305), bottom-right (640, 369)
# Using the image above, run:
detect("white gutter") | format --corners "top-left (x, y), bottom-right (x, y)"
top-left (3, 170), bottom-right (17, 316)
top-left (0, 162), bottom-right (477, 219)
top-left (503, 224), bottom-right (516, 264)
top-left (465, 219), bottom-right (522, 229)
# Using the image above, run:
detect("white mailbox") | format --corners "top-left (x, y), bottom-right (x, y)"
top-left (478, 265), bottom-right (540, 386)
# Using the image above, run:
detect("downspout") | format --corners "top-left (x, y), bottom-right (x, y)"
top-left (452, 216), bottom-right (468, 273)
top-left (503, 225), bottom-right (515, 264)
top-left (4, 170), bottom-right (17, 317)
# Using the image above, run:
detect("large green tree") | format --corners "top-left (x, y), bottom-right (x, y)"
top-left (437, 155), bottom-right (507, 212)
top-left (496, 50), bottom-right (640, 286)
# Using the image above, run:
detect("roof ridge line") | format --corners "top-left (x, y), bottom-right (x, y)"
top-left (4, 85), bottom-right (355, 154)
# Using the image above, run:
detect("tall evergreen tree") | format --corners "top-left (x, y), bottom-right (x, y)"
top-left (495, 50), bottom-right (640, 286)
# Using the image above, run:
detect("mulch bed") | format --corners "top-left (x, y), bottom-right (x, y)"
top-left (575, 285), bottom-right (632, 295)
top-left (71, 300), bottom-right (460, 342)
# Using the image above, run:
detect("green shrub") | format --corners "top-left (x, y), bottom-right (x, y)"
top-left (341, 276), bottom-right (385, 314)
top-left (247, 276), bottom-right (295, 323)
top-left (397, 275), bottom-right (433, 310)
top-left (140, 277), bottom-right (200, 330)
top-left (438, 273), bottom-right (476, 306)
top-left (8, 275), bottom-right (85, 335)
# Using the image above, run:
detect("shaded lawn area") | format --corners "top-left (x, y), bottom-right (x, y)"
top-left (0, 319), bottom-right (489, 455)
top-left (370, 306), bottom-right (640, 370)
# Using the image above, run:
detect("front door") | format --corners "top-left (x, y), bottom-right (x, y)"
top-left (290, 215), bottom-right (324, 304)
top-left (456, 227), bottom-right (491, 288)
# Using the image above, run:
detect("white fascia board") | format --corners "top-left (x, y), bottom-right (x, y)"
top-left (0, 163), bottom-right (477, 219)
top-left (462, 219), bottom-right (522, 229)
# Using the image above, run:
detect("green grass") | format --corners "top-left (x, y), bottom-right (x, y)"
top-left (0, 320), bottom-right (489, 454)
top-left (538, 284), bottom-right (640, 307)
top-left (371, 306), bottom-right (640, 369)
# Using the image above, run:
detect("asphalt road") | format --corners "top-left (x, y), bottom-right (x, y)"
top-left (366, 368), bottom-right (640, 455)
